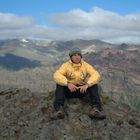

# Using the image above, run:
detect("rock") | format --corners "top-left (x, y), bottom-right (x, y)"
top-left (128, 118), bottom-right (137, 126)
top-left (0, 88), bottom-right (140, 140)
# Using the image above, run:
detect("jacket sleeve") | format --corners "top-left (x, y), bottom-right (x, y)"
top-left (86, 63), bottom-right (101, 86)
top-left (53, 63), bottom-right (68, 86)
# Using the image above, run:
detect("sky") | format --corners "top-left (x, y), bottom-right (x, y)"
top-left (0, 0), bottom-right (140, 44)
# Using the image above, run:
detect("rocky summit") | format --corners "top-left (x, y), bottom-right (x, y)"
top-left (0, 88), bottom-right (140, 140)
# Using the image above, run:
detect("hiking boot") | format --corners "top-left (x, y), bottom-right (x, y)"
top-left (50, 106), bottom-right (65, 120)
top-left (88, 107), bottom-right (106, 120)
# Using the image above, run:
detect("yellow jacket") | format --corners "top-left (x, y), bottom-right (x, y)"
top-left (54, 59), bottom-right (100, 86)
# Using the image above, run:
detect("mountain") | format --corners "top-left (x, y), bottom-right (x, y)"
top-left (0, 39), bottom-right (58, 68)
top-left (0, 38), bottom-right (139, 70)
top-left (0, 39), bottom-right (116, 70)
top-left (117, 43), bottom-right (140, 50)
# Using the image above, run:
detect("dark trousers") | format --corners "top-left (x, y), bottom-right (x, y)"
top-left (53, 84), bottom-right (102, 111)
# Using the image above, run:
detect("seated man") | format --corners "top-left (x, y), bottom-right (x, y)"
top-left (53, 48), bottom-right (106, 120)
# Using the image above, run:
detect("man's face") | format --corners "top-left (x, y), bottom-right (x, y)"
top-left (71, 54), bottom-right (82, 64)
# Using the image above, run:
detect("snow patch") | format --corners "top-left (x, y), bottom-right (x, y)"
top-left (21, 39), bottom-right (28, 43)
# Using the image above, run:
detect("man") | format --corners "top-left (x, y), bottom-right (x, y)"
top-left (53, 48), bottom-right (106, 120)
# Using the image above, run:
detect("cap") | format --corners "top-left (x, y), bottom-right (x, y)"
top-left (69, 48), bottom-right (82, 57)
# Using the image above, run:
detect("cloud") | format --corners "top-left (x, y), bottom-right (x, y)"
top-left (0, 13), bottom-right (34, 29)
top-left (49, 7), bottom-right (140, 31)
top-left (0, 7), bottom-right (140, 44)
top-left (48, 7), bottom-right (140, 43)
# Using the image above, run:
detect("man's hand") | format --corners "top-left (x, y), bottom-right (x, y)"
top-left (67, 83), bottom-right (78, 92)
top-left (78, 84), bottom-right (88, 94)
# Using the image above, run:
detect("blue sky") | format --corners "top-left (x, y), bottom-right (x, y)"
top-left (0, 0), bottom-right (140, 43)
